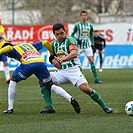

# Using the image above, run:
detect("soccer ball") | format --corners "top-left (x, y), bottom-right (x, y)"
top-left (125, 101), bottom-right (133, 116)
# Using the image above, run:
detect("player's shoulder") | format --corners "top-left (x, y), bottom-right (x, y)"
top-left (87, 21), bottom-right (93, 26)
top-left (99, 33), bottom-right (104, 39)
top-left (66, 36), bottom-right (77, 45)
top-left (66, 36), bottom-right (76, 41)
top-left (51, 39), bottom-right (58, 45)
top-left (51, 39), bottom-right (57, 43)
top-left (75, 21), bottom-right (81, 26)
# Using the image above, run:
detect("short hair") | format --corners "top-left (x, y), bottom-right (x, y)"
top-left (94, 30), bottom-right (98, 32)
top-left (52, 23), bottom-right (65, 34)
top-left (80, 10), bottom-right (88, 16)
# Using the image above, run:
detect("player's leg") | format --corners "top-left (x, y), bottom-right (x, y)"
top-left (32, 63), bottom-right (55, 113)
top-left (3, 64), bottom-right (32, 114)
top-left (50, 71), bottom-right (72, 102)
top-left (99, 50), bottom-right (103, 72)
top-left (1, 54), bottom-right (10, 83)
top-left (34, 63), bottom-right (77, 113)
top-left (75, 79), bottom-right (113, 113)
top-left (84, 48), bottom-right (103, 84)
top-left (40, 85), bottom-right (56, 114)
top-left (51, 71), bottom-right (81, 113)
top-left (87, 56), bottom-right (103, 84)
top-left (3, 80), bottom-right (17, 114)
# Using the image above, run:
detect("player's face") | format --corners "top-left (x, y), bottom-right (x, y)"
top-left (94, 31), bottom-right (99, 37)
top-left (54, 28), bottom-right (66, 42)
top-left (80, 13), bottom-right (88, 22)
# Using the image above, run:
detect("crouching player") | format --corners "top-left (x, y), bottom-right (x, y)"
top-left (0, 41), bottom-right (80, 114)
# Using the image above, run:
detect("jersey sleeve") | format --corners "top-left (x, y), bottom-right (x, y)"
top-left (32, 41), bottom-right (43, 51)
top-left (42, 40), bottom-right (54, 55)
top-left (71, 23), bottom-right (78, 39)
top-left (33, 40), bottom-right (54, 55)
top-left (0, 45), bottom-right (13, 54)
top-left (90, 23), bottom-right (94, 44)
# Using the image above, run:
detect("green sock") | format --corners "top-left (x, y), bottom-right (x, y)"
top-left (91, 64), bottom-right (98, 80)
top-left (89, 90), bottom-right (107, 108)
top-left (40, 86), bottom-right (52, 106)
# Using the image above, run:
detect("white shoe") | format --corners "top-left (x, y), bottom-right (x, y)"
top-left (99, 68), bottom-right (103, 72)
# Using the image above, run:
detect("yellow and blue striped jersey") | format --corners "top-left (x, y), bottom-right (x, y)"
top-left (0, 40), bottom-right (53, 64)
top-left (0, 43), bottom-right (44, 64)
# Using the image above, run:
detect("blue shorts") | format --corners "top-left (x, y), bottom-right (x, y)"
top-left (0, 54), bottom-right (8, 62)
top-left (12, 62), bottom-right (52, 85)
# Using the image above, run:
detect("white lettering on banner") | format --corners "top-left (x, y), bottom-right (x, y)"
top-left (81, 54), bottom-right (103, 68)
top-left (6, 27), bottom-right (14, 40)
top-left (104, 54), bottom-right (133, 67)
top-left (81, 54), bottom-right (102, 67)
top-left (6, 27), bottom-right (34, 40)
top-left (38, 26), bottom-right (55, 41)
top-left (22, 28), bottom-right (34, 40)
top-left (41, 31), bottom-right (54, 40)
top-left (1, 54), bottom-right (132, 71)
top-left (80, 54), bottom-right (133, 68)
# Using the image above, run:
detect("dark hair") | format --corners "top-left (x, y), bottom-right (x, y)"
top-left (94, 30), bottom-right (98, 32)
top-left (2, 42), bottom-right (13, 48)
top-left (80, 10), bottom-right (88, 16)
top-left (52, 23), bottom-right (65, 33)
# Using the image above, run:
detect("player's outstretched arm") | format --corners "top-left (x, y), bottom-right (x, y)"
top-left (42, 40), bottom-right (54, 56)
top-left (0, 45), bottom-right (12, 54)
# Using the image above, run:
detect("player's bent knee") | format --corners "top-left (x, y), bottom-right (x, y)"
top-left (75, 78), bottom-right (88, 88)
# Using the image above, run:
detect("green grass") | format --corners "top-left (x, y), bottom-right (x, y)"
top-left (0, 69), bottom-right (133, 133)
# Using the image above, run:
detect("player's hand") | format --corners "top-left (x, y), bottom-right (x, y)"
top-left (52, 58), bottom-right (61, 69)
top-left (54, 56), bottom-right (66, 63)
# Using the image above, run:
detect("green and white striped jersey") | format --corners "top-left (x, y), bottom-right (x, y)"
top-left (71, 21), bottom-right (94, 49)
top-left (51, 36), bottom-right (81, 69)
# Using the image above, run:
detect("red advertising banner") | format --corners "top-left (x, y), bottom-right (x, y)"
top-left (4, 24), bottom-right (68, 44)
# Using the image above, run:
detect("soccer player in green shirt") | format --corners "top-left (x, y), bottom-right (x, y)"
top-left (71, 10), bottom-right (103, 84)
top-left (47, 23), bottom-right (113, 114)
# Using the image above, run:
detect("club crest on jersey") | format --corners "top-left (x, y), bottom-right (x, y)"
top-left (82, 30), bottom-right (88, 34)
top-left (57, 50), bottom-right (66, 58)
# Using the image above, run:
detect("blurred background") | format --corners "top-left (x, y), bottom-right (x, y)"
top-left (0, 0), bottom-right (133, 70)
top-left (1, 0), bottom-right (132, 25)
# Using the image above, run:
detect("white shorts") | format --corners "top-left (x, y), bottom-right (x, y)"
top-left (50, 65), bottom-right (87, 88)
top-left (78, 47), bottom-right (93, 57)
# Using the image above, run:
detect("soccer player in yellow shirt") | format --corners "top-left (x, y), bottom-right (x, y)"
top-left (0, 25), bottom-right (10, 83)
top-left (0, 41), bottom-right (80, 114)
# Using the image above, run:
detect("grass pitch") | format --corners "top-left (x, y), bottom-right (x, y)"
top-left (0, 69), bottom-right (133, 133)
